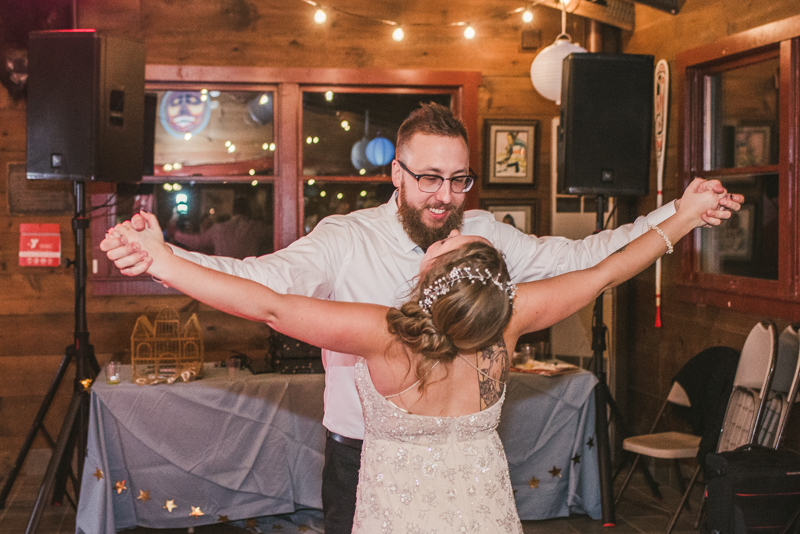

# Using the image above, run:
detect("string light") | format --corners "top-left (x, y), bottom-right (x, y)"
top-left (522, 9), bottom-right (534, 23)
top-left (298, 0), bottom-right (554, 43)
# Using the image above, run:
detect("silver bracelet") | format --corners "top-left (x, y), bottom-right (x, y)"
top-left (648, 223), bottom-right (673, 254)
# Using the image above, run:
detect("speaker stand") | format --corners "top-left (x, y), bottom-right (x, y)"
top-left (0, 182), bottom-right (99, 532)
top-left (589, 194), bottom-right (661, 526)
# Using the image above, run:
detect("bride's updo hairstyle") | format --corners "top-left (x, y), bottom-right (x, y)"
top-left (386, 241), bottom-right (514, 388)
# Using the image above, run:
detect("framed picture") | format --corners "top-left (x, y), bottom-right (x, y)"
top-left (734, 126), bottom-right (771, 167)
top-left (483, 119), bottom-right (538, 187)
top-left (719, 204), bottom-right (754, 260)
top-left (480, 199), bottom-right (539, 235)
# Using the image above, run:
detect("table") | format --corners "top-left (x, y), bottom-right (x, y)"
top-left (76, 365), bottom-right (600, 533)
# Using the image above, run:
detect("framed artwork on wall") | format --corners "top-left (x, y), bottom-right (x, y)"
top-left (734, 125), bottom-right (771, 167)
top-left (480, 199), bottom-right (539, 235)
top-left (483, 119), bottom-right (538, 187)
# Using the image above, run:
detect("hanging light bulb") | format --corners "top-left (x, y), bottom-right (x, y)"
top-left (529, 0), bottom-right (586, 104)
top-left (522, 9), bottom-right (534, 24)
top-left (463, 24), bottom-right (475, 40)
top-left (392, 26), bottom-right (404, 42)
top-left (314, 8), bottom-right (327, 24)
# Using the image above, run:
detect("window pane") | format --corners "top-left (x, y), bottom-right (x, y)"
top-left (703, 57), bottom-right (779, 170)
top-left (151, 181), bottom-right (274, 258)
top-left (150, 90), bottom-right (275, 177)
top-left (302, 92), bottom-right (452, 177)
top-left (303, 180), bottom-right (395, 234)
top-left (699, 173), bottom-right (778, 280)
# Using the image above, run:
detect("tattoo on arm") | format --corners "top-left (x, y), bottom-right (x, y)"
top-left (476, 340), bottom-right (509, 410)
top-left (611, 244), bottom-right (628, 255)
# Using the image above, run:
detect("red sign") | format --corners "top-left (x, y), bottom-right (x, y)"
top-left (19, 224), bottom-right (61, 267)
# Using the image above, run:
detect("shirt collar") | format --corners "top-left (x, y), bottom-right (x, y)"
top-left (385, 190), bottom-right (422, 255)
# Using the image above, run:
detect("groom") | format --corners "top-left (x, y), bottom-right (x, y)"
top-left (102, 102), bottom-right (742, 534)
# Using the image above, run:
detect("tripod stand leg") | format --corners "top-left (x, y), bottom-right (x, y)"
top-left (25, 389), bottom-right (84, 534)
top-left (0, 349), bottom-right (73, 509)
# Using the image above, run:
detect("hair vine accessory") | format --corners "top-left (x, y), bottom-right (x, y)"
top-left (419, 266), bottom-right (516, 314)
top-left (648, 223), bottom-right (673, 254)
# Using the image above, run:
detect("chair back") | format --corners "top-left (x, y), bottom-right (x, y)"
top-left (773, 324), bottom-right (800, 448)
top-left (718, 321), bottom-right (778, 451)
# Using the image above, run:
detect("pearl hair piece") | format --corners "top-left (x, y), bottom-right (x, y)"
top-left (419, 266), bottom-right (517, 314)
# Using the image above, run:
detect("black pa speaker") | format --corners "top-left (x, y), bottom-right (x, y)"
top-left (557, 53), bottom-right (654, 197)
top-left (26, 30), bottom-right (145, 182)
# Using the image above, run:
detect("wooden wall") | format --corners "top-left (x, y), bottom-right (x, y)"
top-left (2, 0), bottom-right (800, 475)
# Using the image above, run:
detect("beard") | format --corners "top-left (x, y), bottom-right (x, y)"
top-left (396, 183), bottom-right (465, 250)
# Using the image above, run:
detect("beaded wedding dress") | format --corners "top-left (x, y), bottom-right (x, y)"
top-left (352, 359), bottom-right (523, 534)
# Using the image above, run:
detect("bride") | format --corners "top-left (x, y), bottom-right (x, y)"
top-left (110, 178), bottom-right (724, 533)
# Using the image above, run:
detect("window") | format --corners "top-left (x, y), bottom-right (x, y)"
top-left (676, 15), bottom-right (800, 318)
top-left (90, 66), bottom-right (479, 295)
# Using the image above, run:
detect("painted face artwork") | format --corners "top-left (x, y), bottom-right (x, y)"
top-left (159, 91), bottom-right (211, 138)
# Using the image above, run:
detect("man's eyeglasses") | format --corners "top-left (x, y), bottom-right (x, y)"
top-left (396, 160), bottom-right (476, 194)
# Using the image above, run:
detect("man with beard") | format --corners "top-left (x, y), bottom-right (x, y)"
top-left (101, 102), bottom-right (742, 534)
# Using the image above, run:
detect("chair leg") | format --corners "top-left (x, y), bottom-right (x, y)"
top-left (672, 459), bottom-right (691, 511)
top-left (694, 488), bottom-right (707, 530)
top-left (615, 453), bottom-right (641, 506)
top-left (665, 464), bottom-right (701, 534)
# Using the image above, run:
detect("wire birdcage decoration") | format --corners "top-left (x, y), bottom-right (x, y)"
top-left (130, 308), bottom-right (204, 385)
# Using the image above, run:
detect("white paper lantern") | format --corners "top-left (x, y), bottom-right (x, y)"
top-left (530, 37), bottom-right (586, 104)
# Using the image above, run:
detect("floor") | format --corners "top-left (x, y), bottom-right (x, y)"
top-left (0, 462), bottom-right (706, 534)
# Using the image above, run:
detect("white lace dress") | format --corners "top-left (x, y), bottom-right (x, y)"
top-left (352, 359), bottom-right (523, 534)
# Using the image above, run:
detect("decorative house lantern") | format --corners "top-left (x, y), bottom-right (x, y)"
top-left (130, 308), bottom-right (204, 385)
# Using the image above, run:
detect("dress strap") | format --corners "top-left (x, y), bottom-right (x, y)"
top-left (458, 354), bottom-right (507, 385)
top-left (384, 360), bottom-right (440, 399)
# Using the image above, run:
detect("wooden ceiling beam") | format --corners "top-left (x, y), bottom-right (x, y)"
top-left (537, 0), bottom-right (635, 31)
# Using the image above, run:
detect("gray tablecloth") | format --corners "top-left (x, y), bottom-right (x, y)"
top-left (76, 365), bottom-right (599, 533)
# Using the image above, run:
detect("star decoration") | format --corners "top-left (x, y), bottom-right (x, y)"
top-left (80, 378), bottom-right (93, 391)
top-left (137, 490), bottom-right (151, 502)
top-left (114, 480), bottom-right (127, 494)
top-left (298, 526), bottom-right (311, 532)
top-left (549, 466), bottom-right (562, 478)
top-left (528, 476), bottom-right (540, 488)
top-left (190, 506), bottom-right (204, 518)
top-left (218, 515), bottom-right (230, 523)
top-left (246, 518), bottom-right (258, 528)
top-left (572, 453), bottom-right (581, 464)
top-left (93, 468), bottom-right (104, 481)
top-left (587, 437), bottom-right (595, 449)
top-left (164, 499), bottom-right (177, 512)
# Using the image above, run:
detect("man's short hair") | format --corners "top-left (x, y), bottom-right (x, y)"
top-left (396, 102), bottom-right (469, 160)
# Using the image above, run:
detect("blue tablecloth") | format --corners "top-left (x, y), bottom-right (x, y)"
top-left (75, 365), bottom-right (600, 533)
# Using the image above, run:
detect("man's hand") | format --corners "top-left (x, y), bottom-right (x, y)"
top-left (674, 178), bottom-right (744, 227)
top-left (100, 212), bottom-right (168, 276)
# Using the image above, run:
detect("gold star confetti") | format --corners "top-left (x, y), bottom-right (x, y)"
top-left (272, 524), bottom-right (284, 530)
top-left (93, 468), bottom-right (103, 481)
top-left (137, 490), bottom-right (151, 502)
top-left (80, 378), bottom-right (93, 391)
top-left (218, 515), bottom-right (230, 523)
top-left (246, 518), bottom-right (258, 528)
top-left (528, 476), bottom-right (540, 488)
top-left (114, 480), bottom-right (127, 494)
top-left (587, 437), bottom-right (595, 449)
top-left (549, 466), bottom-right (562, 478)
top-left (190, 506), bottom-right (204, 518)
top-left (298, 526), bottom-right (311, 532)
top-left (164, 499), bottom-right (177, 512)
top-left (572, 454), bottom-right (581, 464)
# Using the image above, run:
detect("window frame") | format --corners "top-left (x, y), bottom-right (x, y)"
top-left (90, 65), bottom-right (480, 295)
top-left (676, 14), bottom-right (800, 319)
